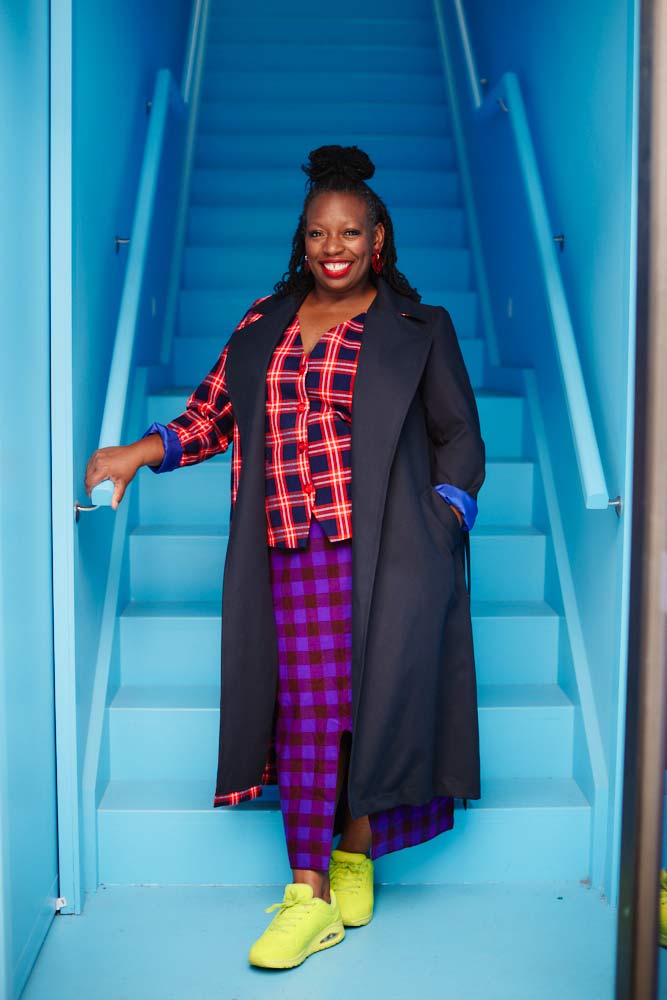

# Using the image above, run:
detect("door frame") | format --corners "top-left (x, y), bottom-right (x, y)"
top-left (615, 0), bottom-right (667, 994)
top-left (50, 0), bottom-right (80, 916)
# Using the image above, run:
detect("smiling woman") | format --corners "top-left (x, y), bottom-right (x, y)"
top-left (84, 144), bottom-right (485, 971)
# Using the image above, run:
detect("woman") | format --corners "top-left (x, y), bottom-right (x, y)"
top-left (85, 145), bottom-right (486, 970)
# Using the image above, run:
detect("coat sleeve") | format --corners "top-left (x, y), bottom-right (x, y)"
top-left (420, 307), bottom-right (486, 528)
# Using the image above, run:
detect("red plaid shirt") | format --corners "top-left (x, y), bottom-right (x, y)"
top-left (163, 298), bottom-right (365, 549)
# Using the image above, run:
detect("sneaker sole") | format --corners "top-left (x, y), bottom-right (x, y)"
top-left (342, 911), bottom-right (373, 927)
top-left (248, 920), bottom-right (345, 969)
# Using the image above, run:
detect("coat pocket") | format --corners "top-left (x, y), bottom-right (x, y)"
top-left (419, 485), bottom-right (463, 556)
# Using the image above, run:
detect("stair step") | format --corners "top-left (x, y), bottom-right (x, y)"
top-left (187, 203), bottom-right (464, 245)
top-left (205, 42), bottom-right (442, 75)
top-left (206, 16), bottom-right (438, 48)
top-left (177, 288), bottom-right (479, 340)
top-left (171, 333), bottom-right (485, 389)
top-left (145, 387), bottom-right (525, 460)
top-left (198, 100), bottom-right (451, 136)
top-left (202, 71), bottom-right (446, 105)
top-left (191, 166), bottom-right (460, 208)
top-left (108, 682), bottom-right (573, 783)
top-left (97, 776), bottom-right (590, 884)
top-left (476, 390), bottom-right (525, 458)
top-left (120, 597), bottom-right (560, 688)
top-left (182, 243), bottom-right (470, 292)
top-left (128, 522), bottom-right (544, 603)
top-left (139, 450), bottom-right (531, 529)
top-left (475, 458), bottom-right (535, 526)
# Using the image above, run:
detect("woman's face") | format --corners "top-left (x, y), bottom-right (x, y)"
top-left (304, 191), bottom-right (384, 297)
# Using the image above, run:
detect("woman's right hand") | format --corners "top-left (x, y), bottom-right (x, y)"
top-left (84, 436), bottom-right (164, 510)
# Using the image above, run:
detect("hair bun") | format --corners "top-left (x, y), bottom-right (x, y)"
top-left (302, 144), bottom-right (375, 185)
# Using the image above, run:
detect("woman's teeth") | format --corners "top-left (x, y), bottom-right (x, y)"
top-left (321, 261), bottom-right (353, 276)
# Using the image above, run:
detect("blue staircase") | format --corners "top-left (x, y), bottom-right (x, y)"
top-left (96, 0), bottom-right (591, 887)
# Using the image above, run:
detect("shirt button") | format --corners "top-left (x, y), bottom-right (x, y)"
top-left (298, 441), bottom-right (308, 453)
top-left (296, 403), bottom-right (307, 413)
top-left (304, 482), bottom-right (315, 495)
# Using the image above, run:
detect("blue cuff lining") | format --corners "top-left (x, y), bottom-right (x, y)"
top-left (142, 422), bottom-right (183, 474)
top-left (433, 483), bottom-right (478, 532)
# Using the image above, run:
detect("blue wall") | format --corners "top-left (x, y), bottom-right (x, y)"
top-left (459, 0), bottom-right (638, 896)
top-left (0, 2), bottom-right (58, 996)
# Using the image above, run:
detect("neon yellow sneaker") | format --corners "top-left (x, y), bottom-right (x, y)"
top-left (329, 848), bottom-right (374, 926)
top-left (660, 870), bottom-right (667, 947)
top-left (248, 883), bottom-right (345, 969)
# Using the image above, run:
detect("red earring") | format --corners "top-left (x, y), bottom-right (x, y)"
top-left (304, 255), bottom-right (310, 273)
top-left (371, 251), bottom-right (383, 274)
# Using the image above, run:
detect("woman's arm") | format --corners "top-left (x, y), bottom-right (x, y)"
top-left (421, 307), bottom-right (486, 530)
top-left (145, 296), bottom-right (269, 473)
top-left (151, 341), bottom-right (235, 471)
top-left (84, 342), bottom-right (234, 508)
top-left (84, 298), bottom-right (268, 509)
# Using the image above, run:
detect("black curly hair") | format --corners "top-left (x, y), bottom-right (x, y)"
top-left (273, 144), bottom-right (421, 302)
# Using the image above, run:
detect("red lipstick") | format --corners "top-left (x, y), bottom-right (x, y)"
top-left (319, 260), bottom-right (353, 279)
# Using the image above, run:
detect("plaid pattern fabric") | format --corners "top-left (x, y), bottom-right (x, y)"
top-left (167, 298), bottom-right (364, 548)
top-left (228, 515), bottom-right (454, 870)
top-left (269, 516), bottom-right (354, 869)
top-left (167, 299), bottom-right (266, 531)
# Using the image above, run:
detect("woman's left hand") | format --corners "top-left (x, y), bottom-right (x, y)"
top-left (449, 504), bottom-right (463, 527)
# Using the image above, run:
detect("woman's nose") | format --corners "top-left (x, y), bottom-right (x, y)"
top-left (323, 235), bottom-right (344, 255)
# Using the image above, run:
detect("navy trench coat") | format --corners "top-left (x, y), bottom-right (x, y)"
top-left (216, 276), bottom-right (486, 818)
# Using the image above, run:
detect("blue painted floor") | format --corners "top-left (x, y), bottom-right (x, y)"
top-left (23, 883), bottom-right (615, 1000)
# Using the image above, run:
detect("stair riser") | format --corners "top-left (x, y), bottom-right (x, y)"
top-left (203, 72), bottom-right (447, 105)
top-left (139, 457), bottom-right (232, 526)
top-left (199, 101), bottom-right (451, 136)
top-left (129, 531), bottom-right (544, 602)
top-left (187, 204), bottom-right (464, 246)
top-left (205, 42), bottom-right (442, 75)
top-left (145, 392), bottom-right (524, 460)
top-left (477, 395), bottom-right (524, 459)
top-left (120, 609), bottom-right (559, 688)
top-left (191, 168), bottom-right (460, 208)
top-left (108, 704), bottom-right (573, 782)
top-left (97, 805), bottom-right (590, 884)
top-left (210, 0), bottom-right (434, 19)
top-left (182, 245), bottom-right (470, 292)
top-left (207, 18), bottom-right (438, 47)
top-left (177, 289), bottom-right (479, 341)
top-left (138, 454), bottom-right (529, 528)
top-left (171, 332), bottom-right (484, 390)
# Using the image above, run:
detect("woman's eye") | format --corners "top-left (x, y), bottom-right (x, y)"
top-left (344, 230), bottom-right (361, 236)
top-left (308, 230), bottom-right (323, 238)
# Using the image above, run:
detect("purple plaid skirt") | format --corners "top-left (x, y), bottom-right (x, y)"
top-left (268, 514), bottom-right (454, 871)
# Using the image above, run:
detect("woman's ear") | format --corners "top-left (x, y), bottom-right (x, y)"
top-left (373, 221), bottom-right (385, 253)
